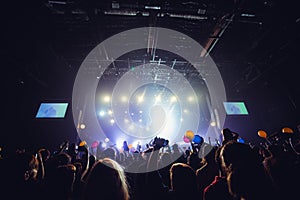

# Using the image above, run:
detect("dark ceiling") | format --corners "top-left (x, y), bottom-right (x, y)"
top-left (2, 0), bottom-right (300, 151)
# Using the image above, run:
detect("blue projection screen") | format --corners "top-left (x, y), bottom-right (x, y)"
top-left (223, 102), bottom-right (249, 115)
top-left (35, 103), bottom-right (69, 118)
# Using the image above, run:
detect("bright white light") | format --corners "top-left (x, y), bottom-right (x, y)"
top-left (116, 141), bottom-right (123, 149)
top-left (139, 119), bottom-right (142, 122)
top-left (101, 143), bottom-right (107, 148)
top-left (145, 5), bottom-right (161, 10)
top-left (99, 111), bottom-right (105, 117)
top-left (79, 124), bottom-right (86, 129)
top-left (124, 118), bottom-right (129, 123)
top-left (110, 119), bottom-right (115, 124)
top-left (139, 110), bottom-right (143, 113)
top-left (180, 118), bottom-right (183, 122)
top-left (137, 95), bottom-right (144, 103)
top-left (155, 95), bottom-right (161, 103)
top-left (183, 109), bottom-right (188, 113)
top-left (132, 141), bottom-right (140, 148)
top-left (108, 110), bottom-right (113, 115)
top-left (104, 137), bottom-right (110, 143)
top-left (103, 96), bottom-right (111, 103)
top-left (210, 121), bottom-right (216, 126)
top-left (170, 96), bottom-right (177, 103)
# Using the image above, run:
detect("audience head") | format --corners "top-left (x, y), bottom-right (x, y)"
top-left (169, 163), bottom-right (197, 193)
top-left (201, 144), bottom-right (216, 163)
top-left (220, 141), bottom-right (260, 172)
top-left (221, 128), bottom-right (239, 145)
top-left (172, 144), bottom-right (180, 153)
top-left (187, 151), bottom-right (202, 171)
top-left (11, 151), bottom-right (39, 182)
top-left (83, 157), bottom-right (130, 200)
top-left (0, 126), bottom-right (298, 200)
top-left (45, 164), bottom-right (77, 199)
top-left (88, 154), bottom-right (96, 166)
top-left (102, 147), bottom-right (116, 160)
top-left (220, 141), bottom-right (274, 199)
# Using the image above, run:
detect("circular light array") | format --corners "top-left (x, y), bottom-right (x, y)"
top-left (72, 27), bottom-right (227, 173)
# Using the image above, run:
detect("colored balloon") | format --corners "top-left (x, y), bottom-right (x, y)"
top-left (282, 127), bottom-right (293, 134)
top-left (185, 130), bottom-right (195, 140)
top-left (193, 135), bottom-right (202, 144)
top-left (257, 130), bottom-right (267, 138)
top-left (183, 135), bottom-right (190, 143)
top-left (79, 141), bottom-right (87, 146)
top-left (91, 141), bottom-right (99, 148)
top-left (237, 137), bottom-right (245, 143)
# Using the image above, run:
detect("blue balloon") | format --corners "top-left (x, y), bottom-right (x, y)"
top-left (237, 137), bottom-right (245, 143)
top-left (193, 135), bottom-right (202, 144)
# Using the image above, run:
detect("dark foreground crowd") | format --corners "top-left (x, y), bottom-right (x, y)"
top-left (0, 127), bottom-right (299, 200)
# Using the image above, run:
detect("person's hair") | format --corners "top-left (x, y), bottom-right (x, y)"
top-left (102, 147), bottom-right (117, 160)
top-left (220, 141), bottom-right (273, 199)
top-left (13, 151), bottom-right (39, 181)
top-left (214, 146), bottom-right (224, 174)
top-left (169, 163), bottom-right (197, 193)
top-left (83, 157), bottom-right (130, 200)
top-left (220, 141), bottom-right (259, 173)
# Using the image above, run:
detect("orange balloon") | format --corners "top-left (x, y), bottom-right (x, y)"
top-left (257, 130), bottom-right (267, 138)
top-left (282, 127), bottom-right (293, 134)
top-left (185, 130), bottom-right (195, 140)
top-left (79, 141), bottom-right (87, 146)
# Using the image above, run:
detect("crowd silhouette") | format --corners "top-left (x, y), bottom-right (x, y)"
top-left (0, 127), bottom-right (299, 200)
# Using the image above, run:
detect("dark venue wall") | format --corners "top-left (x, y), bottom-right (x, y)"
top-left (2, 0), bottom-right (300, 153)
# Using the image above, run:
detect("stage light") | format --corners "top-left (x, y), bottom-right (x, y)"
top-left (103, 96), bottom-right (111, 103)
top-left (137, 95), bottom-right (144, 103)
top-left (155, 95), bottom-right (161, 103)
top-left (99, 111), bottom-right (105, 117)
top-left (116, 141), bottom-right (123, 149)
top-left (104, 137), bottom-right (110, 143)
top-left (80, 124), bottom-right (86, 129)
top-left (73, 27), bottom-right (227, 173)
top-left (132, 141), bottom-right (140, 149)
top-left (108, 110), bottom-right (113, 115)
top-left (145, 5), bottom-right (161, 10)
top-left (170, 96), bottom-right (177, 103)
top-left (210, 121), bottom-right (216, 126)
top-left (101, 143), bottom-right (107, 148)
